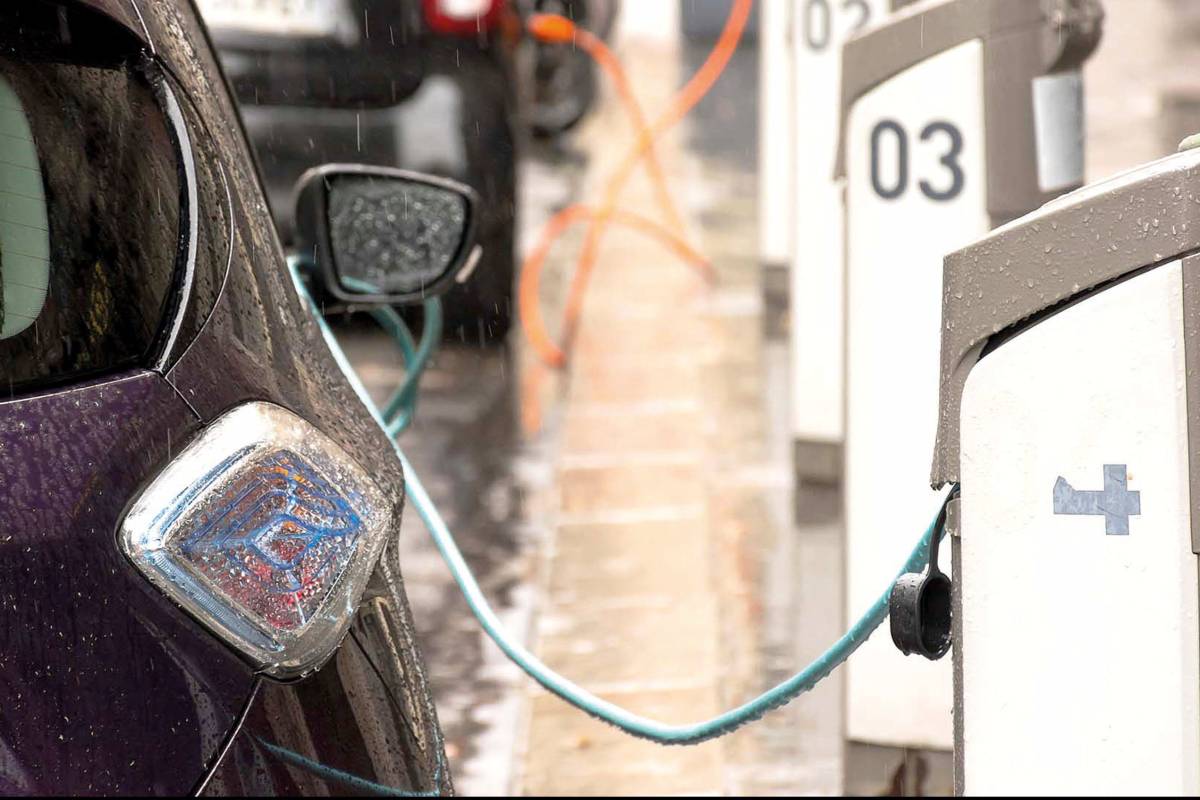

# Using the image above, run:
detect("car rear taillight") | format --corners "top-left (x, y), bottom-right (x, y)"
top-left (120, 402), bottom-right (392, 679)
top-left (422, 0), bottom-right (507, 36)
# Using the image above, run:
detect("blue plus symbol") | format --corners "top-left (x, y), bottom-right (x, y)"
top-left (1053, 464), bottom-right (1141, 536)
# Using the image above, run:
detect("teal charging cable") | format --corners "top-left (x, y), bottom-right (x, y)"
top-left (367, 301), bottom-right (441, 437)
top-left (402, 449), bottom-right (950, 744)
top-left (288, 256), bottom-right (954, 746)
top-left (333, 274), bottom-right (441, 436)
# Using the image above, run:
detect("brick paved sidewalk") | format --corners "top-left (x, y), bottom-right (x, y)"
top-left (513, 20), bottom-right (823, 793)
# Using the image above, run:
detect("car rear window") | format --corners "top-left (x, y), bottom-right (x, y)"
top-left (0, 1), bottom-right (184, 395)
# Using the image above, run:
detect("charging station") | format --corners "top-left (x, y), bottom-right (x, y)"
top-left (931, 141), bottom-right (1200, 796)
top-left (834, 0), bottom-right (1102, 785)
top-left (790, 0), bottom-right (895, 489)
top-left (759, 0), bottom-right (794, 275)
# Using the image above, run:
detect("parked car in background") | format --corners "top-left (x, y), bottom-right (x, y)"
top-left (0, 0), bottom-right (457, 793)
top-left (198, 0), bottom-right (520, 342)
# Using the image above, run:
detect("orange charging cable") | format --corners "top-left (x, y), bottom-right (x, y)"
top-left (519, 1), bottom-right (754, 368)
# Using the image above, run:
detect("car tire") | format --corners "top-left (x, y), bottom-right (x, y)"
top-left (528, 47), bottom-right (596, 140)
top-left (527, 0), bottom-right (619, 139)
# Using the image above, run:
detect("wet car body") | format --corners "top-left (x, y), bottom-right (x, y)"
top-left (201, 0), bottom-right (521, 342)
top-left (0, 0), bottom-right (450, 794)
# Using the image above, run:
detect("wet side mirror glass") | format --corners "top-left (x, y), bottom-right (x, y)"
top-left (293, 165), bottom-right (481, 305)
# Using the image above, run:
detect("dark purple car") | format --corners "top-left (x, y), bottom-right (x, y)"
top-left (0, 0), bottom-right (465, 794)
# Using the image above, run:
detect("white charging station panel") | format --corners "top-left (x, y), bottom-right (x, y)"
top-left (790, 0), bottom-right (890, 445)
top-left (958, 261), bottom-right (1200, 795)
top-left (759, 0), bottom-right (793, 268)
top-left (843, 39), bottom-right (989, 750)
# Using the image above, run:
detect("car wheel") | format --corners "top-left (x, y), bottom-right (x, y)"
top-left (528, 42), bottom-right (596, 139)
top-left (527, 0), bottom-right (620, 139)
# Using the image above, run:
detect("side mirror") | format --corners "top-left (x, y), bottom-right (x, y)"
top-left (293, 164), bottom-right (481, 305)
